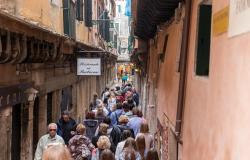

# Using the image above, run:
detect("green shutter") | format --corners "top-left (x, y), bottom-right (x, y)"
top-left (76, 0), bottom-right (83, 21)
top-left (84, 0), bottom-right (92, 27)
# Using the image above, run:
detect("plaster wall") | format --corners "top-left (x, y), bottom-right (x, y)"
top-left (0, 107), bottom-right (12, 160)
top-left (152, 21), bottom-right (183, 126)
top-left (16, 0), bottom-right (63, 34)
top-left (182, 0), bottom-right (250, 159)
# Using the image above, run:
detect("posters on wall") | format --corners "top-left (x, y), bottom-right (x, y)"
top-left (229, 0), bottom-right (250, 37)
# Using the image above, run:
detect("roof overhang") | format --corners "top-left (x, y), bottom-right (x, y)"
top-left (135, 0), bottom-right (181, 40)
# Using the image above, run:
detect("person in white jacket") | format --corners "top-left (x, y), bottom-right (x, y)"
top-left (34, 123), bottom-right (65, 160)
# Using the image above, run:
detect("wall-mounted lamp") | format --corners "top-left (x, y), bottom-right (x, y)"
top-left (25, 88), bottom-right (39, 102)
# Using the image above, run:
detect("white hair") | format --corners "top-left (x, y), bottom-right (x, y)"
top-left (48, 123), bottom-right (57, 130)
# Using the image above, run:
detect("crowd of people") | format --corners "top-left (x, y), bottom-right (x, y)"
top-left (34, 83), bottom-right (159, 160)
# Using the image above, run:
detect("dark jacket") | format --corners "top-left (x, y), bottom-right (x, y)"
top-left (57, 118), bottom-right (76, 145)
top-left (117, 124), bottom-right (135, 138)
top-left (108, 125), bottom-right (122, 149)
top-left (83, 119), bottom-right (99, 140)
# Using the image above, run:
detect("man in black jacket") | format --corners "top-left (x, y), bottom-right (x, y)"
top-left (57, 111), bottom-right (76, 145)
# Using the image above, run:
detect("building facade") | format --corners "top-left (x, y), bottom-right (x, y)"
top-left (0, 0), bottom-right (116, 159)
top-left (114, 0), bottom-right (130, 62)
top-left (132, 0), bottom-right (250, 160)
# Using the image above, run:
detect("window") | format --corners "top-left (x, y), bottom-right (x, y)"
top-left (118, 5), bottom-right (121, 13)
top-left (115, 23), bottom-right (119, 32)
top-left (63, 0), bottom-right (76, 38)
top-left (84, 0), bottom-right (92, 27)
top-left (195, 4), bottom-right (212, 76)
top-left (159, 35), bottom-right (169, 63)
top-left (76, 0), bottom-right (84, 21)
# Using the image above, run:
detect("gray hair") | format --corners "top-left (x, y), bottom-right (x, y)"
top-left (48, 123), bottom-right (57, 130)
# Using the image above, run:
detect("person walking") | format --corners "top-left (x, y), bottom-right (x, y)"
top-left (115, 130), bottom-right (132, 160)
top-left (136, 135), bottom-right (146, 160)
top-left (127, 108), bottom-right (143, 136)
top-left (118, 138), bottom-right (141, 160)
top-left (117, 115), bottom-right (135, 138)
top-left (84, 111), bottom-right (99, 140)
top-left (110, 103), bottom-right (123, 126)
top-left (91, 136), bottom-right (112, 160)
top-left (136, 122), bottom-right (154, 151)
top-left (34, 123), bottom-right (65, 160)
top-left (42, 144), bottom-right (72, 160)
top-left (68, 124), bottom-right (95, 160)
top-left (100, 149), bottom-right (115, 160)
top-left (145, 149), bottom-right (159, 160)
top-left (57, 111), bottom-right (77, 145)
top-left (89, 93), bottom-right (102, 111)
top-left (92, 123), bottom-right (109, 148)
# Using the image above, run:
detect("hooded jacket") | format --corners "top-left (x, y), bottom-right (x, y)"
top-left (83, 119), bottom-right (99, 140)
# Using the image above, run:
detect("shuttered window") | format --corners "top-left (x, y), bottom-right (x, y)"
top-left (76, 0), bottom-right (84, 21)
top-left (84, 0), bottom-right (92, 27)
top-left (63, 0), bottom-right (76, 38)
top-left (195, 4), bottom-right (212, 76)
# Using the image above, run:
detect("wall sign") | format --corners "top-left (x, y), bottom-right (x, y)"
top-left (51, 0), bottom-right (60, 7)
top-left (229, 0), bottom-right (250, 37)
top-left (213, 6), bottom-right (229, 36)
top-left (77, 58), bottom-right (101, 76)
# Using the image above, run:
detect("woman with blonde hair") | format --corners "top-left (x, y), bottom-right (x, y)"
top-left (91, 136), bottom-right (111, 160)
top-left (92, 123), bottom-right (109, 148)
top-left (136, 122), bottom-right (154, 151)
top-left (42, 144), bottom-right (72, 160)
top-left (68, 124), bottom-right (95, 160)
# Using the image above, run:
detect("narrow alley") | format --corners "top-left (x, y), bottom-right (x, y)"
top-left (0, 0), bottom-right (250, 160)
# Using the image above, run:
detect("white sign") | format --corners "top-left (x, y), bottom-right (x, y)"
top-left (77, 58), bottom-right (101, 76)
top-left (229, 0), bottom-right (250, 37)
top-left (50, 0), bottom-right (60, 7)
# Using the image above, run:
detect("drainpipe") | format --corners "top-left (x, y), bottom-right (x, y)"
top-left (176, 0), bottom-right (192, 148)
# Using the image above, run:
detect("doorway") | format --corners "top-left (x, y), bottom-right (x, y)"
top-left (11, 104), bottom-right (21, 160)
top-left (47, 92), bottom-right (53, 125)
top-left (33, 97), bottom-right (39, 157)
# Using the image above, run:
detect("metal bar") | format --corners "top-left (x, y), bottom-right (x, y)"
top-left (76, 51), bottom-right (108, 53)
top-left (176, 0), bottom-right (192, 142)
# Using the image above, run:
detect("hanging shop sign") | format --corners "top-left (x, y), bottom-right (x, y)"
top-left (77, 58), bottom-right (101, 76)
top-left (229, 0), bottom-right (250, 37)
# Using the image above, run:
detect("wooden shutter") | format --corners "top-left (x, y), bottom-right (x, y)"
top-left (63, 0), bottom-right (70, 36)
top-left (84, 0), bottom-right (92, 27)
top-left (76, 0), bottom-right (83, 21)
top-left (63, 0), bottom-right (76, 38)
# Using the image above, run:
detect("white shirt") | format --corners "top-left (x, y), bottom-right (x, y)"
top-left (115, 140), bottom-right (126, 160)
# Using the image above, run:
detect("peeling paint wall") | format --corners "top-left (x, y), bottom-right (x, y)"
top-left (145, 19), bottom-right (183, 128)
top-left (0, 0), bottom-right (17, 14)
top-left (15, 0), bottom-right (63, 34)
top-left (0, 107), bottom-right (12, 160)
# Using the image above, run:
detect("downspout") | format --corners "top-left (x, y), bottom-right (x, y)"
top-left (175, 0), bottom-right (192, 146)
